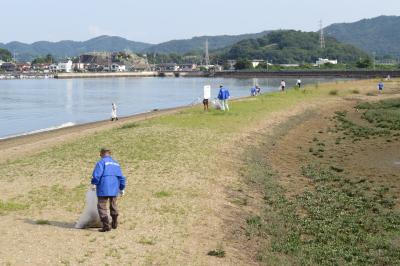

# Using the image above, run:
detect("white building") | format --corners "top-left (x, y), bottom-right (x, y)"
top-left (111, 63), bottom-right (126, 72)
top-left (250, 60), bottom-right (264, 68)
top-left (316, 58), bottom-right (338, 66)
top-left (57, 60), bottom-right (73, 72)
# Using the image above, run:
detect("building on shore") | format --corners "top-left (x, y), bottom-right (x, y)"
top-left (250, 60), bottom-right (265, 68)
top-left (0, 62), bottom-right (16, 72)
top-left (316, 58), bottom-right (338, 66)
top-left (58, 60), bottom-right (73, 72)
top-left (111, 63), bottom-right (126, 72)
top-left (157, 63), bottom-right (180, 72)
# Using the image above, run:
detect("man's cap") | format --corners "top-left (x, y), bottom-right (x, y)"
top-left (100, 147), bottom-right (111, 153)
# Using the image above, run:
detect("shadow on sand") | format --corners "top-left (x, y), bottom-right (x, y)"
top-left (24, 219), bottom-right (76, 229)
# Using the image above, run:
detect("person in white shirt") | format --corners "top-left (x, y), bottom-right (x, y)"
top-left (111, 103), bottom-right (118, 121)
top-left (296, 79), bottom-right (302, 88)
top-left (280, 80), bottom-right (286, 91)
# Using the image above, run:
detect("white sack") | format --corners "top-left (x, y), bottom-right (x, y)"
top-left (211, 99), bottom-right (222, 110)
top-left (75, 188), bottom-right (102, 229)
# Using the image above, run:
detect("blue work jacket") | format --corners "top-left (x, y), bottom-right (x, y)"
top-left (91, 156), bottom-right (126, 197)
top-left (218, 88), bottom-right (230, 100)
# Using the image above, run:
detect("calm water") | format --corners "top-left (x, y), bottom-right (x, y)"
top-left (0, 77), bottom-right (338, 138)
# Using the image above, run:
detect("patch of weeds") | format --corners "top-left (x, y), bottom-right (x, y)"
top-left (351, 89), bottom-right (360, 94)
top-left (118, 122), bottom-right (139, 130)
top-left (60, 259), bottom-right (70, 265)
top-left (329, 89), bottom-right (338, 95)
top-left (330, 165), bottom-right (344, 173)
top-left (231, 197), bottom-right (248, 206)
top-left (366, 92), bottom-right (376, 96)
top-left (35, 219), bottom-right (51, 225)
top-left (207, 244), bottom-right (226, 258)
top-left (138, 236), bottom-right (156, 245)
top-left (154, 191), bottom-right (172, 198)
top-left (334, 109), bottom-right (391, 140)
top-left (0, 200), bottom-right (29, 215)
top-left (246, 216), bottom-right (263, 237)
top-left (105, 248), bottom-right (121, 259)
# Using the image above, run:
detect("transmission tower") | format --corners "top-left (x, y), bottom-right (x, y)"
top-left (319, 20), bottom-right (325, 49)
top-left (204, 39), bottom-right (210, 66)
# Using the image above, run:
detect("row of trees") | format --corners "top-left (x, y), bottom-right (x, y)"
top-left (0, 48), bottom-right (12, 62)
top-left (233, 58), bottom-right (400, 71)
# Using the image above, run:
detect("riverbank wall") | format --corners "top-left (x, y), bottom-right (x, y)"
top-left (214, 70), bottom-right (400, 78)
top-left (55, 71), bottom-right (208, 79)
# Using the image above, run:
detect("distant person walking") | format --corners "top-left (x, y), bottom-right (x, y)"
top-left (111, 103), bottom-right (118, 121)
top-left (280, 80), bottom-right (286, 91)
top-left (256, 85), bottom-right (261, 95)
top-left (218, 85), bottom-right (230, 111)
top-left (251, 87), bottom-right (257, 96)
top-left (378, 81), bottom-right (384, 94)
top-left (91, 148), bottom-right (126, 232)
top-left (296, 79), bottom-right (302, 88)
top-left (203, 85), bottom-right (211, 111)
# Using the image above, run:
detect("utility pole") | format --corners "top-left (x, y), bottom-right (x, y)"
top-left (373, 52), bottom-right (376, 70)
top-left (319, 20), bottom-right (325, 49)
top-left (204, 39), bottom-right (210, 67)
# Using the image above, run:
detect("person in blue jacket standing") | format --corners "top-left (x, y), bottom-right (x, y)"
top-left (218, 85), bottom-right (230, 111)
top-left (378, 81), bottom-right (384, 94)
top-left (91, 148), bottom-right (126, 232)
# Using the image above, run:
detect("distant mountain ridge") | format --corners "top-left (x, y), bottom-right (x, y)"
top-left (2, 15), bottom-right (400, 62)
top-left (325, 15), bottom-right (400, 57)
top-left (0, 36), bottom-right (152, 61)
top-left (0, 32), bottom-right (271, 61)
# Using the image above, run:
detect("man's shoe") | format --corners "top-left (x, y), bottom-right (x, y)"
top-left (98, 227), bottom-right (111, 232)
top-left (111, 216), bottom-right (118, 229)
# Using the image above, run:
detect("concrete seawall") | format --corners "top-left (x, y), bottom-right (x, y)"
top-left (55, 71), bottom-right (159, 79)
top-left (55, 71), bottom-right (209, 79)
top-left (214, 70), bottom-right (400, 78)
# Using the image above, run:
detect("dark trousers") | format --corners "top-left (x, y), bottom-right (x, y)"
top-left (97, 196), bottom-right (118, 228)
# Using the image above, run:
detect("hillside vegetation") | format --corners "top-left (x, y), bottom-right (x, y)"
top-left (219, 30), bottom-right (369, 64)
top-left (0, 48), bottom-right (12, 62)
top-left (326, 15), bottom-right (400, 57)
top-left (143, 31), bottom-right (270, 54)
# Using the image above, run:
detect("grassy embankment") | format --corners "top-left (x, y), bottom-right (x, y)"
top-left (0, 79), bottom-right (398, 264)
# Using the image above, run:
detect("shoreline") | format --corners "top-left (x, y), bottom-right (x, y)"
top-left (0, 105), bottom-right (190, 162)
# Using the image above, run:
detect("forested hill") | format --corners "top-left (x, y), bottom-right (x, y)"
top-left (142, 31), bottom-right (270, 54)
top-left (325, 16), bottom-right (400, 57)
top-left (219, 30), bottom-right (369, 64)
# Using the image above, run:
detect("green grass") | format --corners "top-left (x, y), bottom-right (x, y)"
top-left (154, 191), bottom-right (172, 198)
top-left (0, 200), bottom-right (28, 215)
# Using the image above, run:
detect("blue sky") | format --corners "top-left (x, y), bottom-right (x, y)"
top-left (1, 0), bottom-right (399, 43)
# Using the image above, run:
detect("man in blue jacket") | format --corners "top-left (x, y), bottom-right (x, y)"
top-left (91, 148), bottom-right (126, 232)
top-left (218, 85), bottom-right (230, 111)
